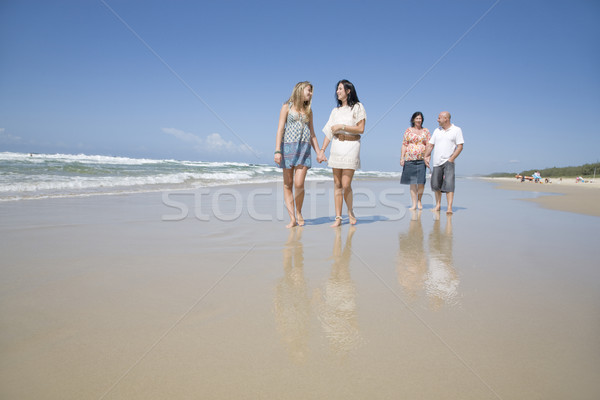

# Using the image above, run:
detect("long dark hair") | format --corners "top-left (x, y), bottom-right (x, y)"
top-left (410, 111), bottom-right (424, 127)
top-left (336, 79), bottom-right (360, 109)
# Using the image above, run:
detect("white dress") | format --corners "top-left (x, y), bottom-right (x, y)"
top-left (322, 103), bottom-right (367, 170)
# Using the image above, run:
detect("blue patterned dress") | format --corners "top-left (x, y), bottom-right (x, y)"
top-left (279, 102), bottom-right (312, 169)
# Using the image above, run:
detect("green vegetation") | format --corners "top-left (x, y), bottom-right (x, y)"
top-left (487, 162), bottom-right (600, 178)
top-left (487, 172), bottom-right (516, 178)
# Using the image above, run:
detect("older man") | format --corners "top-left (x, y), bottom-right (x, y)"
top-left (424, 112), bottom-right (464, 214)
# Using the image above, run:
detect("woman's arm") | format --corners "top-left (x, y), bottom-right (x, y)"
top-left (308, 114), bottom-right (319, 151)
top-left (320, 136), bottom-right (331, 153)
top-left (308, 114), bottom-right (327, 163)
top-left (400, 129), bottom-right (410, 166)
top-left (331, 119), bottom-right (365, 135)
top-left (400, 144), bottom-right (407, 167)
top-left (274, 103), bottom-right (289, 165)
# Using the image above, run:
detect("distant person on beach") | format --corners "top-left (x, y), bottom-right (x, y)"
top-left (424, 111), bottom-right (464, 214)
top-left (320, 79), bottom-right (367, 227)
top-left (400, 112), bottom-right (431, 210)
top-left (274, 81), bottom-right (327, 228)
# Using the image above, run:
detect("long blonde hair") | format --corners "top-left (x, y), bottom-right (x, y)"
top-left (286, 81), bottom-right (313, 117)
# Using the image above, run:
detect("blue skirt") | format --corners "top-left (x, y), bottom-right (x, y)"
top-left (277, 141), bottom-right (312, 169)
top-left (400, 160), bottom-right (426, 185)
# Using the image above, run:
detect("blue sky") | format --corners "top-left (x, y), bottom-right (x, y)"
top-left (1, 0), bottom-right (599, 175)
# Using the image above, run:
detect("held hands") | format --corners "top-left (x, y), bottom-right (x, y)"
top-left (424, 156), bottom-right (430, 169)
top-left (274, 152), bottom-right (282, 166)
top-left (317, 150), bottom-right (327, 163)
top-left (400, 158), bottom-right (405, 167)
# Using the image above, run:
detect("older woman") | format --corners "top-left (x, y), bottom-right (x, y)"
top-left (400, 112), bottom-right (430, 210)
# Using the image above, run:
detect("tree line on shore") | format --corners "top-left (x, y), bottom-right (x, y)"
top-left (487, 162), bottom-right (600, 178)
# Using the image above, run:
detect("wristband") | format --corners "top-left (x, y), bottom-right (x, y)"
top-left (274, 150), bottom-right (282, 155)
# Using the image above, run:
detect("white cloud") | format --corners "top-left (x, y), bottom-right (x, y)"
top-left (508, 159), bottom-right (520, 164)
top-left (162, 127), bottom-right (203, 146)
top-left (162, 128), bottom-right (254, 155)
top-left (0, 128), bottom-right (22, 144)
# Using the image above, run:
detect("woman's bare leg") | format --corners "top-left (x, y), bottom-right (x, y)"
top-left (409, 184), bottom-right (418, 210)
top-left (331, 168), bottom-right (343, 227)
top-left (417, 184), bottom-right (425, 209)
top-left (342, 169), bottom-right (356, 225)
top-left (282, 168), bottom-right (297, 228)
top-left (294, 166), bottom-right (308, 226)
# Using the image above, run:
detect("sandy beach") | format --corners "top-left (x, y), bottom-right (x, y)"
top-left (484, 177), bottom-right (600, 217)
top-left (1, 179), bottom-right (599, 399)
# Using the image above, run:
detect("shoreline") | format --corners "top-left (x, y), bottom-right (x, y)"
top-left (483, 177), bottom-right (600, 217)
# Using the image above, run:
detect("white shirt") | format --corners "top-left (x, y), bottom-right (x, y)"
top-left (322, 103), bottom-right (367, 170)
top-left (429, 124), bottom-right (464, 167)
top-left (322, 103), bottom-right (367, 140)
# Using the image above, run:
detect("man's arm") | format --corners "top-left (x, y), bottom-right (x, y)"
top-left (424, 143), bottom-right (434, 168)
top-left (448, 144), bottom-right (463, 163)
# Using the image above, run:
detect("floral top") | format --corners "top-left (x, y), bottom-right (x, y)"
top-left (402, 127), bottom-right (430, 161)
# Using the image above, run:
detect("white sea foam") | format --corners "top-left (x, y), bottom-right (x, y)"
top-left (5, 176), bottom-right (166, 193)
top-left (0, 152), bottom-right (400, 201)
top-left (0, 151), bottom-right (169, 165)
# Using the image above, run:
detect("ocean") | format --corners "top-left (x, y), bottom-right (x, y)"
top-left (0, 152), bottom-right (401, 201)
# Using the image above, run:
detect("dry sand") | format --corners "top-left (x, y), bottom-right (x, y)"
top-left (1, 180), bottom-right (599, 399)
top-left (485, 177), bottom-right (600, 217)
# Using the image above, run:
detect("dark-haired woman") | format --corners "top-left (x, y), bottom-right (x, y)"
top-left (320, 80), bottom-right (366, 227)
top-left (400, 112), bottom-right (430, 210)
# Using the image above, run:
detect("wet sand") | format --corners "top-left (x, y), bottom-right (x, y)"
top-left (1, 179), bottom-right (599, 399)
top-left (485, 177), bottom-right (600, 217)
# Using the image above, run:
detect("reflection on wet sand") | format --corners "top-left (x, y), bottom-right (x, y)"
top-left (397, 210), bottom-right (427, 301)
top-left (315, 227), bottom-right (362, 355)
top-left (273, 227), bottom-right (310, 362)
top-left (397, 210), bottom-right (460, 309)
top-left (426, 212), bottom-right (459, 309)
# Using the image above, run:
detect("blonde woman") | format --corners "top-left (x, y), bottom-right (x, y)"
top-left (320, 80), bottom-right (366, 227)
top-left (274, 81), bottom-right (326, 228)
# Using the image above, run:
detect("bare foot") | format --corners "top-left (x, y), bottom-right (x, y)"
top-left (297, 213), bottom-right (305, 226)
top-left (286, 220), bottom-right (298, 228)
top-left (349, 210), bottom-right (357, 225)
top-left (409, 205), bottom-right (417, 210)
top-left (432, 205), bottom-right (441, 212)
top-left (330, 216), bottom-right (342, 228)
top-left (417, 201), bottom-right (423, 210)
top-left (446, 210), bottom-right (453, 215)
